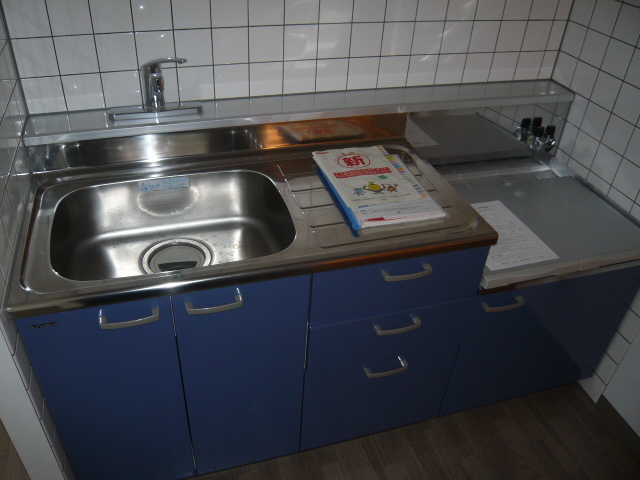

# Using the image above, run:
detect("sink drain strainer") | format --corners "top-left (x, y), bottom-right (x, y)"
top-left (141, 239), bottom-right (213, 274)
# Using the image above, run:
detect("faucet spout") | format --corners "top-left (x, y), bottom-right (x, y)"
top-left (141, 57), bottom-right (187, 112)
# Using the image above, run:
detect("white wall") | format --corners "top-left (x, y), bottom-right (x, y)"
top-left (2, 0), bottom-right (572, 114)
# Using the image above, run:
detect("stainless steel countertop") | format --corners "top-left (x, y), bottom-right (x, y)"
top-left (7, 120), bottom-right (498, 318)
top-left (438, 158), bottom-right (640, 290)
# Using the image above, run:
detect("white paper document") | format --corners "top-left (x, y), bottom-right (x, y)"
top-left (472, 200), bottom-right (559, 271)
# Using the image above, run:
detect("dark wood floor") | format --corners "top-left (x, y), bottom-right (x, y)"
top-left (2, 384), bottom-right (639, 480)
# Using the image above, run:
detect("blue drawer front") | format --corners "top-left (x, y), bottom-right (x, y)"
top-left (301, 300), bottom-right (468, 450)
top-left (173, 275), bottom-right (310, 475)
top-left (16, 297), bottom-right (195, 480)
top-left (310, 247), bottom-right (489, 326)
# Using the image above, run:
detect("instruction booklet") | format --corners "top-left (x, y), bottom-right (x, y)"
top-left (312, 145), bottom-right (447, 231)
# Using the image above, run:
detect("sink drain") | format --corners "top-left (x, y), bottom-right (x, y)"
top-left (141, 239), bottom-right (213, 274)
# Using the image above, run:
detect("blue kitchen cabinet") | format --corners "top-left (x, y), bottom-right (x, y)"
top-left (16, 297), bottom-right (195, 480)
top-left (301, 299), bottom-right (471, 450)
top-left (440, 266), bottom-right (640, 416)
top-left (172, 275), bottom-right (311, 475)
top-left (301, 248), bottom-right (490, 451)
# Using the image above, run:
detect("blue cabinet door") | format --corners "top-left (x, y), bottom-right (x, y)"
top-left (440, 268), bottom-right (640, 416)
top-left (440, 290), bottom-right (585, 416)
top-left (301, 300), bottom-right (468, 450)
top-left (16, 297), bottom-right (195, 480)
top-left (173, 275), bottom-right (310, 475)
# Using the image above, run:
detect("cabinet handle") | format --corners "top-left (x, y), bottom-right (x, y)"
top-left (381, 263), bottom-right (432, 282)
top-left (482, 295), bottom-right (525, 313)
top-left (99, 307), bottom-right (160, 330)
top-left (364, 356), bottom-right (409, 379)
top-left (374, 315), bottom-right (421, 336)
top-left (184, 289), bottom-right (244, 315)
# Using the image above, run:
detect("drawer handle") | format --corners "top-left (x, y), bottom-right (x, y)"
top-left (374, 315), bottom-right (421, 336)
top-left (184, 289), bottom-right (244, 315)
top-left (99, 307), bottom-right (160, 330)
top-left (364, 356), bottom-right (409, 379)
top-left (381, 263), bottom-right (432, 282)
top-left (482, 295), bottom-right (525, 313)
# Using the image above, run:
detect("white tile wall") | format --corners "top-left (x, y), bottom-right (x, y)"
top-left (2, 0), bottom-right (573, 114)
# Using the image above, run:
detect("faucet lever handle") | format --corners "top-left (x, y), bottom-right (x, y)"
top-left (142, 57), bottom-right (188, 73)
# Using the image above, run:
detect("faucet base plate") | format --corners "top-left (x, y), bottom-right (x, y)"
top-left (109, 102), bottom-right (203, 121)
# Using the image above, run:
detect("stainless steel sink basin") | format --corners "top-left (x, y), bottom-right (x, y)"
top-left (47, 170), bottom-right (295, 281)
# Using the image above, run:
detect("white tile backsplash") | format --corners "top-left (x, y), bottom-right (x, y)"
top-left (284, 25), bottom-right (318, 61)
top-left (613, 82), bottom-right (640, 125)
top-left (589, 0), bottom-right (621, 36)
top-left (3, 0), bottom-right (572, 113)
top-left (406, 53), bottom-right (437, 85)
top-left (347, 56), bottom-right (380, 90)
top-left (386, 0), bottom-right (419, 22)
top-left (178, 66), bottom-right (215, 101)
top-left (590, 71), bottom-right (621, 110)
top-left (131, 0), bottom-right (173, 31)
top-left (172, 0), bottom-right (211, 29)
top-left (602, 114), bottom-right (634, 155)
top-left (435, 53), bottom-right (465, 84)
top-left (283, 59), bottom-right (316, 94)
top-left (315, 57), bottom-right (348, 91)
top-left (214, 63), bottom-right (249, 98)
top-left (468, 21), bottom-right (500, 53)
top-left (319, 0), bottom-right (353, 23)
top-left (249, 0), bottom-right (284, 26)
top-left (503, 0), bottom-right (533, 20)
top-left (489, 51), bottom-right (518, 81)
top-left (47, 0), bottom-right (93, 36)
top-left (21, 76), bottom-right (66, 113)
top-left (249, 61), bottom-right (283, 96)
top-left (570, 0), bottom-right (596, 26)
top-left (378, 55), bottom-right (410, 87)
top-left (249, 26), bottom-right (284, 62)
top-left (381, 22), bottom-right (414, 56)
top-left (317, 23), bottom-right (351, 58)
top-left (626, 49), bottom-right (640, 89)
top-left (495, 20), bottom-right (527, 52)
top-left (13, 38), bottom-right (59, 77)
top-left (95, 33), bottom-right (138, 72)
top-left (211, 0), bottom-right (248, 27)
top-left (175, 30), bottom-right (214, 66)
top-left (353, 0), bottom-right (386, 22)
top-left (285, 0), bottom-right (320, 24)
top-left (440, 21), bottom-right (472, 54)
top-left (54, 35), bottom-right (99, 75)
top-left (101, 70), bottom-right (142, 107)
top-left (350, 23), bottom-right (384, 57)
top-left (3, 0), bottom-right (51, 38)
top-left (579, 29), bottom-right (609, 68)
top-left (612, 3), bottom-right (640, 46)
top-left (89, 0), bottom-right (134, 33)
top-left (135, 31), bottom-right (176, 65)
top-left (212, 28), bottom-right (249, 65)
top-left (61, 74), bottom-right (105, 110)
top-left (462, 52), bottom-right (492, 83)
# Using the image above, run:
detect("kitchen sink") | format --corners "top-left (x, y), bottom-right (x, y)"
top-left (47, 170), bottom-right (296, 281)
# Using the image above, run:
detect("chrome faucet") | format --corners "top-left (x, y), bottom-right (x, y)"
top-left (141, 57), bottom-right (187, 112)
